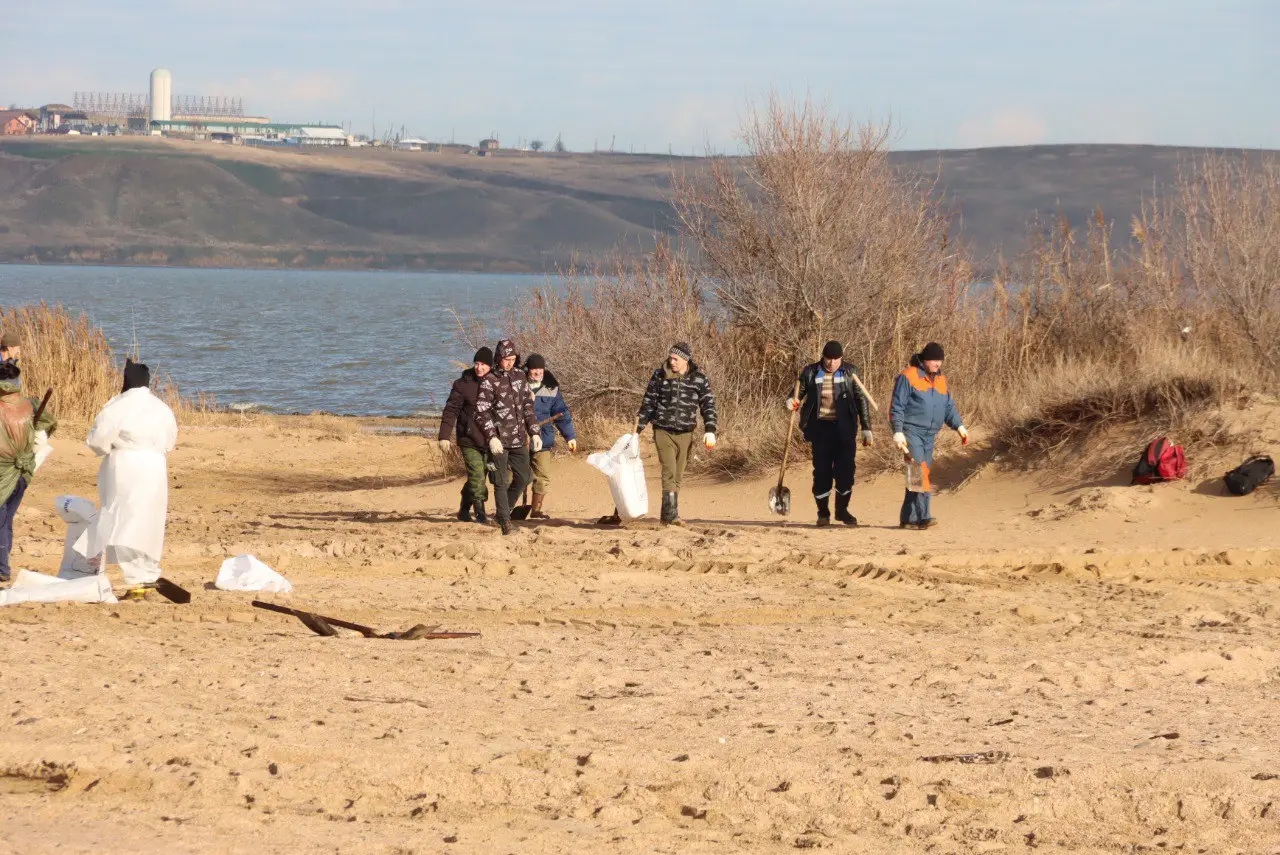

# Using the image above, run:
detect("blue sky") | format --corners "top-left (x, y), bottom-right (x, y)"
top-left (3, 0), bottom-right (1275, 152)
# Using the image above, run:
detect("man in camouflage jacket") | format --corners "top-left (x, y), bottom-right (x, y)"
top-left (476, 339), bottom-right (541, 534)
top-left (635, 341), bottom-right (717, 525)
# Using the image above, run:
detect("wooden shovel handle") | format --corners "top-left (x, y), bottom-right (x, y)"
top-left (777, 379), bottom-right (802, 488)
top-left (32, 388), bottom-right (53, 425)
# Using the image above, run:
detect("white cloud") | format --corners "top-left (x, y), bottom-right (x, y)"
top-left (955, 110), bottom-right (1050, 148)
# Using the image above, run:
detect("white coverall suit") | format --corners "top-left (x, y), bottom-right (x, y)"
top-left (76, 387), bottom-right (178, 586)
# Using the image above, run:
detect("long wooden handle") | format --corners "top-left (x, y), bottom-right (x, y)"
top-left (32, 388), bottom-right (53, 425)
top-left (252, 600), bottom-right (376, 637)
top-left (848, 371), bottom-right (879, 412)
top-left (777, 380), bottom-right (802, 488)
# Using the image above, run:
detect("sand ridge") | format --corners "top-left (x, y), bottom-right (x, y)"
top-left (1, 423), bottom-right (1278, 853)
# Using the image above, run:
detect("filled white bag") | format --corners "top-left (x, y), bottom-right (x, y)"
top-left (33, 430), bottom-right (53, 472)
top-left (54, 495), bottom-right (100, 579)
top-left (587, 433), bottom-right (649, 521)
top-left (215, 554), bottom-right (293, 593)
top-left (0, 569), bottom-right (117, 606)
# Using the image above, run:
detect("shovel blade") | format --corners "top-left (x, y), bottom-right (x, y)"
top-left (510, 505), bottom-right (532, 521)
top-left (768, 485), bottom-right (791, 515)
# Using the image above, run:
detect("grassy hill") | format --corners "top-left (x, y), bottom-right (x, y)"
top-left (0, 136), bottom-right (1270, 271)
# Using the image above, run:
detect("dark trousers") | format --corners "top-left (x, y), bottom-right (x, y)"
top-left (809, 420), bottom-right (856, 503)
top-left (492, 447), bottom-right (532, 522)
top-left (0, 478), bottom-right (29, 581)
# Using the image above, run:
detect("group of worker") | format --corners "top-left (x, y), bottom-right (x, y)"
top-left (436, 337), bottom-right (967, 534)
top-left (0, 330), bottom-right (178, 597)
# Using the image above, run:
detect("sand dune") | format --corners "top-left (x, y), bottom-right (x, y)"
top-left (1, 421), bottom-right (1278, 853)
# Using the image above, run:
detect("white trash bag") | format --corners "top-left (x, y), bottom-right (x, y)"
top-left (33, 430), bottom-right (54, 472)
top-left (215, 554), bottom-right (293, 593)
top-left (0, 569), bottom-right (117, 606)
top-left (587, 432), bottom-right (649, 521)
top-left (54, 495), bottom-right (99, 580)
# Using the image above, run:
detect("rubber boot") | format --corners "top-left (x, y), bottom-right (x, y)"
top-left (834, 493), bottom-right (857, 526)
top-left (670, 492), bottom-right (684, 526)
top-left (816, 494), bottom-right (831, 527)
top-left (660, 491), bottom-right (677, 525)
top-left (473, 500), bottom-right (488, 525)
top-left (530, 493), bottom-right (548, 520)
top-left (457, 492), bottom-right (473, 523)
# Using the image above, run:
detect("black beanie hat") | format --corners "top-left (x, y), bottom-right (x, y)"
top-left (473, 347), bottom-right (494, 367)
top-left (920, 342), bottom-right (945, 361)
top-left (670, 341), bottom-right (692, 361)
top-left (525, 353), bottom-right (546, 370)
top-left (122, 358), bottom-right (151, 393)
top-left (822, 340), bottom-right (843, 360)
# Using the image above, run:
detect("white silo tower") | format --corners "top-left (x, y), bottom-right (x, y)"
top-left (149, 68), bottom-right (172, 122)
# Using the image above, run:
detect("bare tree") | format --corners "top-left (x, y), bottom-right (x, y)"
top-left (529, 139), bottom-right (544, 152)
top-left (553, 134), bottom-right (567, 153)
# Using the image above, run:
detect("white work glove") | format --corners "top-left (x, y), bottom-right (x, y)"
top-left (860, 430), bottom-right (873, 448)
top-left (488, 437), bottom-right (504, 456)
top-left (704, 432), bottom-right (717, 450)
top-left (786, 398), bottom-right (801, 412)
top-left (957, 425), bottom-right (969, 446)
top-left (437, 439), bottom-right (451, 453)
top-left (530, 434), bottom-right (543, 453)
top-left (567, 438), bottom-right (578, 453)
top-left (893, 432), bottom-right (909, 454)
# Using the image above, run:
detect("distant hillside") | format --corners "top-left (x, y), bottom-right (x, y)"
top-left (0, 137), bottom-right (1271, 272)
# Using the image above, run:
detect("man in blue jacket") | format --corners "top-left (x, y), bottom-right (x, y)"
top-left (524, 354), bottom-right (576, 519)
top-left (890, 342), bottom-right (968, 530)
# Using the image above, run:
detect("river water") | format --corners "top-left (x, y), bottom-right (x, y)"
top-left (0, 264), bottom-right (558, 416)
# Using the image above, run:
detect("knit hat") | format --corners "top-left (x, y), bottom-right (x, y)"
top-left (669, 342), bottom-right (692, 361)
top-left (122, 358), bottom-right (151, 393)
top-left (0, 332), bottom-right (18, 349)
top-left (495, 339), bottom-right (517, 360)
top-left (473, 347), bottom-right (494, 367)
top-left (919, 342), bottom-right (945, 362)
top-left (525, 353), bottom-right (546, 370)
top-left (822, 340), bottom-right (843, 360)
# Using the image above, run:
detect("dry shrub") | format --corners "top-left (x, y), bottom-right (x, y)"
top-left (1, 302), bottom-right (214, 428)
top-left (515, 98), bottom-right (1278, 482)
top-left (0, 302), bottom-right (120, 425)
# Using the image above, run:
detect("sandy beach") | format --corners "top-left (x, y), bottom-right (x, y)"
top-left (2, 414), bottom-right (1278, 854)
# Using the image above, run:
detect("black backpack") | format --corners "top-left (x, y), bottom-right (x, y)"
top-left (1223, 456), bottom-right (1274, 496)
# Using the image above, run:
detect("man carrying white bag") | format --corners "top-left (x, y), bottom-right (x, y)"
top-left (587, 431), bottom-right (649, 522)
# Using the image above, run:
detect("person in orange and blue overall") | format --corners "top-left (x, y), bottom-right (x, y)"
top-left (889, 342), bottom-right (968, 530)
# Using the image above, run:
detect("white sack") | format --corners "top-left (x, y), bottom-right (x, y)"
top-left (33, 430), bottom-right (53, 472)
top-left (75, 387), bottom-right (178, 563)
top-left (0, 569), bottom-right (117, 606)
top-left (587, 433), bottom-right (649, 521)
top-left (54, 495), bottom-right (99, 579)
top-left (215, 554), bottom-right (293, 593)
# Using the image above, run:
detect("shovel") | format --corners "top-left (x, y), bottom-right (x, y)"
top-left (769, 380), bottom-right (802, 515)
top-left (252, 600), bottom-right (480, 640)
top-left (510, 412), bottom-right (564, 520)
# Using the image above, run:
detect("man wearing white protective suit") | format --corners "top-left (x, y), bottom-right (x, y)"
top-left (77, 360), bottom-right (178, 592)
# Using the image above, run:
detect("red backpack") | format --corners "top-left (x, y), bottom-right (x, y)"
top-left (1132, 437), bottom-right (1187, 485)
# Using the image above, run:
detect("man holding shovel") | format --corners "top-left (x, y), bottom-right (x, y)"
top-left (0, 361), bottom-right (56, 583)
top-left (523, 354), bottom-right (576, 520)
top-left (786, 341), bottom-right (873, 526)
top-left (890, 342), bottom-right (968, 530)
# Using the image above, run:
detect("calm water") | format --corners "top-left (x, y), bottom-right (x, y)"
top-left (0, 264), bottom-right (559, 416)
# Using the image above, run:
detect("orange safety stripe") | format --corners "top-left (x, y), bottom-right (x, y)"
top-left (901, 366), bottom-right (947, 395)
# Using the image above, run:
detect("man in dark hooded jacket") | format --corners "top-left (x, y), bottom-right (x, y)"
top-left (439, 347), bottom-right (494, 523)
top-left (524, 354), bottom-right (576, 519)
top-left (475, 339), bottom-right (541, 534)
